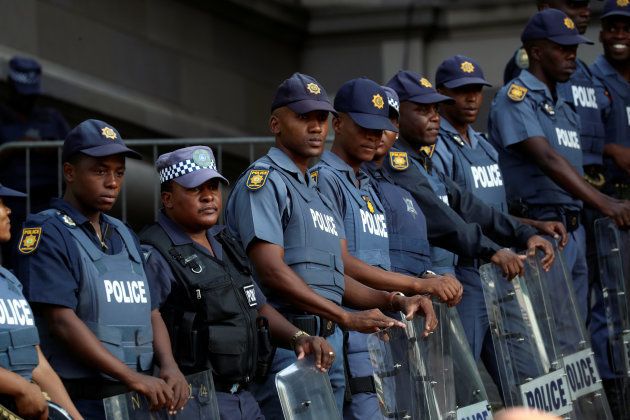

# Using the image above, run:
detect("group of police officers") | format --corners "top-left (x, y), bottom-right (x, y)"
top-left (0, 0), bottom-right (629, 419)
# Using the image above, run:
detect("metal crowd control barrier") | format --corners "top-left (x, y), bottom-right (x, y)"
top-left (103, 369), bottom-right (220, 419)
top-left (480, 245), bottom-right (612, 419)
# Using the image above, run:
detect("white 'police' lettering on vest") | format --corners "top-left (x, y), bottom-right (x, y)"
top-left (562, 348), bottom-right (602, 399)
top-left (520, 369), bottom-right (572, 416)
top-left (456, 400), bottom-right (492, 420)
top-left (359, 209), bottom-right (388, 238)
top-left (309, 208), bottom-right (338, 236)
top-left (104, 280), bottom-right (148, 304)
top-left (0, 298), bottom-right (34, 326)
top-left (571, 85), bottom-right (598, 109)
top-left (470, 164), bottom-right (503, 190)
top-left (555, 128), bottom-right (581, 150)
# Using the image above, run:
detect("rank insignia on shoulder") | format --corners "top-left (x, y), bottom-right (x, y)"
top-left (362, 195), bottom-right (375, 213)
top-left (507, 84), bottom-right (528, 102)
top-left (18, 227), bottom-right (42, 254)
top-left (310, 170), bottom-right (318, 185)
top-left (389, 151), bottom-right (409, 170)
top-left (57, 211), bottom-right (76, 227)
top-left (246, 169), bottom-right (269, 191)
top-left (543, 102), bottom-right (555, 116)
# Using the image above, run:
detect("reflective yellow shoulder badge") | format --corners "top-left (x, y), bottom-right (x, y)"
top-left (18, 227), bottom-right (42, 254)
top-left (389, 151), bottom-right (409, 171)
top-left (246, 169), bottom-right (269, 191)
top-left (507, 84), bottom-right (528, 102)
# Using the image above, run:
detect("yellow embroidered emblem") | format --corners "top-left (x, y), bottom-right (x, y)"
top-left (246, 169), bottom-right (269, 190)
top-left (460, 61), bottom-right (475, 73)
top-left (507, 84), bottom-right (528, 102)
top-left (563, 17), bottom-right (575, 30)
top-left (389, 151), bottom-right (409, 170)
top-left (419, 78), bottom-right (433, 88)
top-left (101, 127), bottom-right (117, 140)
top-left (419, 144), bottom-right (436, 158)
top-left (306, 83), bottom-right (321, 95)
top-left (362, 196), bottom-right (375, 214)
top-left (18, 227), bottom-right (42, 254)
top-left (372, 94), bottom-right (385, 109)
top-left (618, 0), bottom-right (629, 6)
top-left (310, 170), bottom-right (318, 184)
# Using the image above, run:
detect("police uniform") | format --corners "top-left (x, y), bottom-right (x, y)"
top-left (15, 121), bottom-right (154, 419)
top-left (225, 146), bottom-right (346, 417)
top-left (488, 14), bottom-right (591, 321)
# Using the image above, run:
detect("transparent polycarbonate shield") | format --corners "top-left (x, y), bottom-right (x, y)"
top-left (448, 308), bottom-right (493, 420)
top-left (595, 217), bottom-right (630, 377)
top-left (275, 356), bottom-right (340, 420)
top-left (103, 370), bottom-right (220, 420)
top-left (368, 325), bottom-right (438, 420)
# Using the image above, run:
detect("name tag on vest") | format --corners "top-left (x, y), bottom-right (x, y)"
top-left (520, 369), bottom-right (572, 416)
top-left (555, 128), bottom-right (581, 150)
top-left (309, 208), bottom-right (339, 236)
top-left (571, 85), bottom-right (598, 109)
top-left (471, 164), bottom-right (503, 189)
top-left (563, 348), bottom-right (602, 399)
top-left (359, 209), bottom-right (388, 238)
top-left (104, 280), bottom-right (148, 304)
top-left (0, 298), bottom-right (34, 326)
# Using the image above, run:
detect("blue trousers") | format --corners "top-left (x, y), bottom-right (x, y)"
top-left (251, 327), bottom-right (345, 419)
top-left (343, 330), bottom-right (380, 420)
top-left (217, 390), bottom-right (265, 420)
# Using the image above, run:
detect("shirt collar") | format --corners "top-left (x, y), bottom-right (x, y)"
top-left (51, 197), bottom-right (100, 227)
top-left (157, 210), bottom-right (223, 259)
top-left (520, 69), bottom-right (570, 105)
top-left (595, 55), bottom-right (619, 77)
top-left (439, 119), bottom-right (479, 148)
top-left (320, 150), bottom-right (369, 187)
top-left (393, 138), bottom-right (421, 159)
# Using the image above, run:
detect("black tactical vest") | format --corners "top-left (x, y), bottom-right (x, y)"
top-left (140, 224), bottom-right (259, 384)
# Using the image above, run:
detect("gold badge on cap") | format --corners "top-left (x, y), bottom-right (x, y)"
top-left (101, 127), bottom-right (117, 140)
top-left (246, 169), bottom-right (269, 191)
top-left (507, 83), bottom-right (528, 102)
top-left (564, 17), bottom-right (575, 30)
top-left (372, 94), bottom-right (385, 110)
top-left (310, 170), bottom-right (318, 185)
top-left (362, 195), bottom-right (375, 214)
top-left (460, 61), bottom-right (475, 73)
top-left (618, 0), bottom-right (629, 6)
top-left (307, 83), bottom-right (321, 95)
top-left (389, 151), bottom-right (409, 171)
top-left (419, 78), bottom-right (433, 88)
top-left (18, 227), bottom-right (42, 254)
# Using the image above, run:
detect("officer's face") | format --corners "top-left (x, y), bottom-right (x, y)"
top-left (600, 17), bottom-right (630, 62)
top-left (64, 154), bottom-right (125, 214)
top-left (398, 101), bottom-right (440, 146)
top-left (0, 199), bottom-right (11, 243)
top-left (332, 113), bottom-right (382, 165)
top-left (270, 108), bottom-right (329, 161)
top-left (374, 117), bottom-right (399, 160)
top-left (438, 85), bottom-right (484, 126)
top-left (533, 40), bottom-right (578, 83)
top-left (541, 1), bottom-right (591, 34)
top-left (162, 179), bottom-right (222, 232)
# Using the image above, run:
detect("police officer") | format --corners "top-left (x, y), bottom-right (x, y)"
top-left (0, 57), bottom-right (71, 268)
top-left (224, 72), bottom-right (437, 418)
top-left (489, 10), bottom-right (630, 327)
top-left (383, 70), bottom-right (553, 281)
top-left (0, 183), bottom-right (81, 420)
top-left (310, 77), bottom-right (462, 420)
top-left (590, 1), bottom-right (630, 415)
top-left (141, 145), bottom-right (335, 419)
top-left (433, 56), bottom-right (567, 363)
top-left (15, 120), bottom-right (188, 419)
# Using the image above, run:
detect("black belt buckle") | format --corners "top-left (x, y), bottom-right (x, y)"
top-left (318, 317), bottom-right (336, 338)
top-left (564, 210), bottom-right (581, 233)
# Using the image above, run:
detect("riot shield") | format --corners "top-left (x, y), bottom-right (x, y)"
top-left (594, 217), bottom-right (630, 378)
top-left (275, 356), bottom-right (340, 420)
top-left (103, 370), bottom-right (220, 420)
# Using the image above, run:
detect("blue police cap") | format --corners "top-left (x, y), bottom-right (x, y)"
top-left (156, 145), bottom-right (228, 187)
top-left (381, 86), bottom-right (400, 117)
top-left (601, 0), bottom-right (630, 19)
top-left (334, 78), bottom-right (398, 132)
top-left (0, 184), bottom-right (25, 198)
top-left (386, 71), bottom-right (453, 105)
top-left (521, 9), bottom-right (593, 45)
top-left (8, 56), bottom-right (41, 95)
top-left (271, 72), bottom-right (337, 115)
top-left (435, 55), bottom-right (492, 89)
top-left (62, 119), bottom-right (142, 162)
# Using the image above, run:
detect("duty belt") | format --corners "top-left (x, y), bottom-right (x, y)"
top-left (282, 313), bottom-right (336, 338)
top-left (63, 378), bottom-right (132, 400)
top-left (214, 378), bottom-right (249, 394)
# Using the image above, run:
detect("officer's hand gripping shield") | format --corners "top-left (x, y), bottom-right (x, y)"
top-left (594, 217), bottom-right (630, 378)
top-left (480, 245), bottom-right (611, 419)
top-left (103, 370), bottom-right (220, 420)
top-left (275, 356), bottom-right (340, 420)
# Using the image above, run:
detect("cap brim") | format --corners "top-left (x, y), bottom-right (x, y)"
top-left (172, 169), bottom-right (229, 188)
top-left (81, 143), bottom-right (143, 159)
top-left (287, 99), bottom-right (338, 116)
top-left (407, 92), bottom-right (454, 104)
top-left (548, 34), bottom-right (593, 45)
top-left (601, 10), bottom-right (630, 20)
top-left (442, 77), bottom-right (492, 89)
top-left (0, 185), bottom-right (26, 198)
top-left (347, 112), bottom-right (398, 132)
